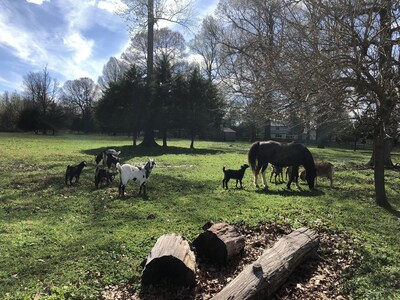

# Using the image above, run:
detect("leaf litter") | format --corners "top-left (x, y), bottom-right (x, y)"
top-left (102, 222), bottom-right (361, 299)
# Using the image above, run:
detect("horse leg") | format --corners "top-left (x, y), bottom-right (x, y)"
top-left (287, 165), bottom-right (299, 189)
top-left (261, 164), bottom-right (268, 188)
top-left (254, 165), bottom-right (262, 188)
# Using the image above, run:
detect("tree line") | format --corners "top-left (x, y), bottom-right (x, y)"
top-left (0, 31), bottom-right (225, 149)
top-left (1, 0), bottom-right (399, 208)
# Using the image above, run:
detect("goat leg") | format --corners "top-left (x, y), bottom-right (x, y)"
top-left (139, 182), bottom-right (146, 196)
top-left (119, 183), bottom-right (125, 197)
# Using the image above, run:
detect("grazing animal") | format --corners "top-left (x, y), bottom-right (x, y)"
top-left (285, 166), bottom-right (299, 187)
top-left (65, 161), bottom-right (87, 186)
top-left (95, 149), bottom-right (121, 167)
top-left (270, 165), bottom-right (284, 184)
top-left (300, 162), bottom-right (334, 187)
top-left (248, 140), bottom-right (316, 190)
top-left (222, 164), bottom-right (250, 189)
top-left (94, 167), bottom-right (114, 188)
top-left (104, 153), bottom-right (120, 171)
top-left (116, 159), bottom-right (156, 197)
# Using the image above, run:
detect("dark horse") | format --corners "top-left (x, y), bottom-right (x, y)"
top-left (248, 140), bottom-right (316, 190)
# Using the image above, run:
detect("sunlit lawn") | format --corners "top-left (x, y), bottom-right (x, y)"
top-left (0, 132), bottom-right (399, 299)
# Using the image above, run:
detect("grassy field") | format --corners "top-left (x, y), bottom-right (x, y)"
top-left (0, 133), bottom-right (399, 299)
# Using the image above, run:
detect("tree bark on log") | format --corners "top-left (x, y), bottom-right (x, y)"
top-left (211, 227), bottom-right (319, 299)
top-left (141, 234), bottom-right (196, 286)
top-left (193, 222), bottom-right (245, 264)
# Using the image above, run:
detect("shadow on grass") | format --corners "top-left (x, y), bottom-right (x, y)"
top-left (255, 186), bottom-right (325, 197)
top-left (81, 145), bottom-right (223, 163)
top-left (384, 205), bottom-right (400, 217)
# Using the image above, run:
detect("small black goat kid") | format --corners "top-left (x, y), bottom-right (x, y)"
top-left (65, 161), bottom-right (87, 186)
top-left (222, 164), bottom-right (250, 189)
top-left (94, 167), bottom-right (114, 189)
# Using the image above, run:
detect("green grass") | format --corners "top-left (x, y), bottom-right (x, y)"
top-left (0, 132), bottom-right (399, 299)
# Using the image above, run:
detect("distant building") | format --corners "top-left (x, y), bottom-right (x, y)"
top-left (266, 120), bottom-right (315, 141)
top-left (222, 127), bottom-right (236, 141)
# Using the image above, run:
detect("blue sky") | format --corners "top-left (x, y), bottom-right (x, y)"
top-left (0, 0), bottom-right (218, 93)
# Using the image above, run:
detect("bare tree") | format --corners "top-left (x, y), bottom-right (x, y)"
top-left (189, 15), bottom-right (221, 82)
top-left (123, 27), bottom-right (187, 72)
top-left (22, 65), bottom-right (58, 116)
top-left (215, 0), bottom-right (288, 140)
top-left (118, 0), bottom-right (195, 146)
top-left (98, 57), bottom-right (129, 92)
top-left (61, 77), bottom-right (100, 119)
top-left (282, 0), bottom-right (400, 209)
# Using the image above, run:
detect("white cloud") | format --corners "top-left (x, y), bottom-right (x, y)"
top-left (0, 11), bottom-right (47, 64)
top-left (96, 0), bottom-right (125, 13)
top-left (0, 74), bottom-right (22, 92)
top-left (26, 0), bottom-right (49, 5)
top-left (63, 32), bottom-right (94, 63)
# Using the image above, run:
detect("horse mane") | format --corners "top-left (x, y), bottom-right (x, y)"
top-left (248, 141), bottom-right (260, 174)
top-left (302, 146), bottom-right (316, 175)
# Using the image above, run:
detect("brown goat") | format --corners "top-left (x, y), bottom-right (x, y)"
top-left (300, 162), bottom-right (334, 187)
top-left (270, 165), bottom-right (284, 183)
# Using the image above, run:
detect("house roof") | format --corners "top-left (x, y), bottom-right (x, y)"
top-left (223, 128), bottom-right (236, 133)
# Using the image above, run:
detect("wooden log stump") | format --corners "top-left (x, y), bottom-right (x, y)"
top-left (211, 227), bottom-right (319, 299)
top-left (193, 222), bottom-right (245, 264)
top-left (141, 233), bottom-right (196, 286)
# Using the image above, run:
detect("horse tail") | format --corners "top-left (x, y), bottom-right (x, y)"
top-left (248, 141), bottom-right (260, 175)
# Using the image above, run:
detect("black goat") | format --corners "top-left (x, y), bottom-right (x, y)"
top-left (94, 167), bottom-right (114, 189)
top-left (105, 153), bottom-right (120, 170)
top-left (95, 149), bottom-right (121, 166)
top-left (65, 161), bottom-right (87, 186)
top-left (222, 164), bottom-right (250, 189)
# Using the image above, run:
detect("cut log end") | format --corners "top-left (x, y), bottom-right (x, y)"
top-left (193, 222), bottom-right (245, 264)
top-left (141, 255), bottom-right (196, 286)
top-left (141, 234), bottom-right (196, 287)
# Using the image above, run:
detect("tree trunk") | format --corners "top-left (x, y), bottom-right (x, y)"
top-left (139, 0), bottom-right (158, 148)
top-left (372, 121), bottom-right (391, 209)
top-left (366, 137), bottom-right (394, 168)
top-left (141, 234), bottom-right (196, 286)
top-left (140, 128), bottom-right (159, 147)
top-left (192, 222), bottom-right (245, 264)
top-left (371, 0), bottom-right (394, 209)
top-left (190, 130), bottom-right (195, 149)
top-left (132, 130), bottom-right (137, 147)
top-left (162, 127), bottom-right (167, 147)
top-left (211, 227), bottom-right (319, 300)
top-left (250, 123), bottom-right (257, 142)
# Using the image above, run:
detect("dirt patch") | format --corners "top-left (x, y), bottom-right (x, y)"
top-left (102, 223), bottom-right (360, 299)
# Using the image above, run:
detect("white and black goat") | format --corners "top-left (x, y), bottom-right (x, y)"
top-left (222, 164), bottom-right (250, 189)
top-left (65, 161), bottom-right (87, 186)
top-left (116, 159), bottom-right (156, 197)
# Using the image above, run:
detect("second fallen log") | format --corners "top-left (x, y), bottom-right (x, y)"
top-left (193, 222), bottom-right (245, 264)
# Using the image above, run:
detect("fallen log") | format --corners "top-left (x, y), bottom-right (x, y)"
top-left (211, 227), bottom-right (319, 299)
top-left (193, 222), bottom-right (245, 264)
top-left (141, 233), bottom-right (196, 286)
